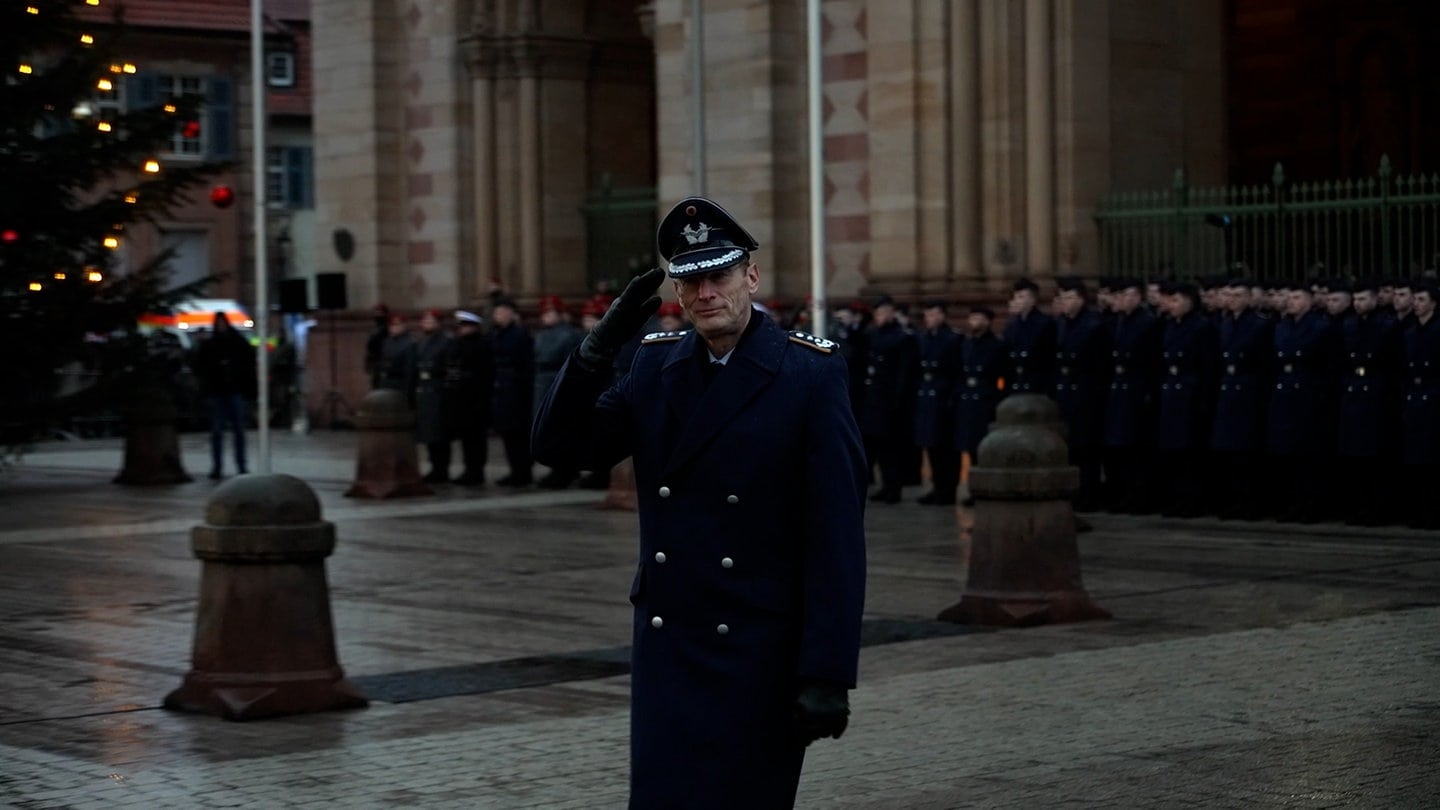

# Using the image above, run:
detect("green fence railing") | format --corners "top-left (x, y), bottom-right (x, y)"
top-left (1095, 155), bottom-right (1440, 282)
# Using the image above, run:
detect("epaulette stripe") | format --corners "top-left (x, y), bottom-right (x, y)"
top-left (642, 330), bottom-right (688, 344)
top-left (788, 330), bottom-right (835, 354)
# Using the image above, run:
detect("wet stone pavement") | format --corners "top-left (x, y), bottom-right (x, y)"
top-left (0, 431), bottom-right (1437, 808)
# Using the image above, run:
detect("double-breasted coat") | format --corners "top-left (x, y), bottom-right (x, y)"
top-left (531, 314), bottom-right (867, 809)
top-left (1265, 310), bottom-right (1340, 457)
top-left (1155, 311), bottom-right (1220, 452)
top-left (412, 331), bottom-right (451, 444)
top-left (1001, 310), bottom-right (1056, 394)
top-left (913, 326), bottom-right (961, 448)
top-left (1401, 315), bottom-right (1440, 465)
top-left (490, 322), bottom-right (536, 434)
top-left (1336, 312), bottom-right (1400, 459)
top-left (443, 330), bottom-right (494, 437)
top-left (859, 321), bottom-right (918, 440)
top-left (1103, 308), bottom-right (1161, 449)
top-left (951, 332), bottom-right (1007, 457)
top-left (1052, 310), bottom-right (1113, 452)
top-left (1210, 310), bottom-right (1273, 453)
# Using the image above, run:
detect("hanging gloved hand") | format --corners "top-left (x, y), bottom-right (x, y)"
top-left (794, 679), bottom-right (850, 745)
top-left (575, 267), bottom-right (666, 372)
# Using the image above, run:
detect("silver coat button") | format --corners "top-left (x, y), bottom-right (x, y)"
top-left (716, 624), bottom-right (729, 635)
top-left (658, 486), bottom-right (671, 498)
top-left (654, 552), bottom-right (666, 563)
top-left (651, 616), bottom-right (663, 628)
top-left (721, 557), bottom-right (734, 568)
top-left (726, 494), bottom-right (739, 505)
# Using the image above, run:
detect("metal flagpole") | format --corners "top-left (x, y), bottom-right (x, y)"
top-left (252, 0), bottom-right (270, 472)
top-left (691, 0), bottom-right (705, 194)
top-left (807, 0), bottom-right (826, 337)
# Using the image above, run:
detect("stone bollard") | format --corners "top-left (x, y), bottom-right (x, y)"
top-left (939, 394), bottom-right (1110, 627)
top-left (344, 389), bottom-right (432, 499)
top-left (113, 384), bottom-right (192, 485)
top-left (164, 474), bottom-right (368, 720)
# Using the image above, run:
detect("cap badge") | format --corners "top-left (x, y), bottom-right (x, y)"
top-left (682, 223), bottom-right (712, 245)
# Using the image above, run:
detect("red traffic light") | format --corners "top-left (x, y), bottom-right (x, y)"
top-left (209, 185), bottom-right (235, 209)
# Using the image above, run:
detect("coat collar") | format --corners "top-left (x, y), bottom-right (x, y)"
top-left (658, 312), bottom-right (784, 478)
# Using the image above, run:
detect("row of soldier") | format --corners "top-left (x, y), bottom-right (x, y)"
top-left (828, 276), bottom-right (1440, 529)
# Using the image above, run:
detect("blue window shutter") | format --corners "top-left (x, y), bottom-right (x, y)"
top-left (285, 146), bottom-right (314, 208)
top-left (206, 75), bottom-right (235, 160)
top-left (126, 71), bottom-right (159, 109)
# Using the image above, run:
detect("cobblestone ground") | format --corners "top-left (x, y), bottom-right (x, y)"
top-left (1, 432), bottom-right (1436, 808)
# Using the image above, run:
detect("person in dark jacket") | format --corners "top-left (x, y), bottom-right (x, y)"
top-left (1003, 278), bottom-right (1056, 395)
top-left (1051, 276), bottom-right (1112, 511)
top-left (1335, 281), bottom-right (1401, 525)
top-left (1400, 283), bottom-right (1440, 529)
top-left (1208, 278), bottom-right (1274, 519)
top-left (828, 300), bottom-right (869, 422)
top-left (490, 298), bottom-right (535, 486)
top-left (445, 310), bottom-right (495, 486)
top-left (532, 295), bottom-right (587, 488)
top-left (952, 306), bottom-right (1006, 504)
top-left (375, 314), bottom-right (416, 394)
top-left (1102, 277), bottom-right (1162, 513)
top-left (1154, 282), bottom-right (1220, 517)
top-left (1264, 281), bottom-right (1341, 522)
top-left (914, 301), bottom-right (962, 505)
top-left (413, 310), bottom-right (454, 483)
top-left (364, 303), bottom-right (390, 389)
top-left (532, 197), bottom-right (864, 809)
top-left (860, 294), bottom-right (919, 503)
top-left (192, 312), bottom-right (256, 479)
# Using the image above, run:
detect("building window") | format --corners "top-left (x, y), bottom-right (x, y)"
top-left (267, 52), bottom-right (296, 88)
top-left (266, 146), bottom-right (314, 209)
top-left (155, 74), bottom-right (207, 158)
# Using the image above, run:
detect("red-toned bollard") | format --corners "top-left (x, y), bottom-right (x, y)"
top-left (164, 474), bottom-right (368, 720)
top-left (939, 394), bottom-right (1110, 627)
top-left (113, 384), bottom-right (192, 485)
top-left (345, 389), bottom-right (432, 499)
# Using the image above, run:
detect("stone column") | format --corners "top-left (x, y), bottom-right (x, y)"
top-left (949, 0), bottom-right (981, 284)
top-left (517, 46), bottom-right (543, 296)
top-left (1024, 0), bottom-right (1055, 275)
top-left (979, 0), bottom-right (1026, 281)
top-left (463, 37), bottom-right (499, 295)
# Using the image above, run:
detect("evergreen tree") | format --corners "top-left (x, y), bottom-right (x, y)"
top-left (0, 0), bottom-right (226, 442)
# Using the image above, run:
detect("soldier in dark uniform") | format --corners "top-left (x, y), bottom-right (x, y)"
top-left (1400, 283), bottom-right (1440, 529)
top-left (445, 311), bottom-right (495, 486)
top-left (827, 300), bottom-right (869, 421)
top-left (1002, 278), bottom-right (1056, 395)
top-left (364, 303), bottom-right (390, 389)
top-left (1051, 276), bottom-right (1112, 511)
top-left (1154, 282), bottom-right (1219, 517)
top-left (1264, 281), bottom-right (1341, 522)
top-left (413, 310), bottom-right (454, 483)
top-left (1102, 277), bottom-right (1161, 513)
top-left (1208, 278), bottom-right (1274, 519)
top-left (860, 295), bottom-right (919, 504)
top-left (1391, 279), bottom-right (1416, 331)
top-left (532, 196), bottom-right (865, 809)
top-left (533, 295), bottom-right (586, 489)
top-left (1334, 281), bottom-right (1400, 524)
top-left (490, 298), bottom-right (535, 486)
top-left (914, 300), bottom-right (961, 505)
top-left (374, 313), bottom-right (416, 393)
top-left (952, 306), bottom-right (1006, 505)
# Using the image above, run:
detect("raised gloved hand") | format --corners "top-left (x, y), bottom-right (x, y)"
top-left (794, 680), bottom-right (850, 746)
top-left (575, 267), bottom-right (665, 371)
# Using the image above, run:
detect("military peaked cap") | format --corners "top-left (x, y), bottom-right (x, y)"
top-left (656, 196), bottom-right (760, 278)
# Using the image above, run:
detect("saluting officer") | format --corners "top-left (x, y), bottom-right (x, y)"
top-left (914, 300), bottom-right (962, 505)
top-left (1003, 278), bottom-right (1057, 394)
top-left (1208, 278), bottom-right (1274, 520)
top-left (413, 310), bottom-right (454, 483)
top-left (1051, 276), bottom-right (1113, 511)
top-left (951, 306), bottom-right (1006, 502)
top-left (1400, 282), bottom-right (1440, 529)
top-left (1154, 282), bottom-right (1220, 517)
top-left (860, 295), bottom-right (919, 504)
top-left (1102, 277), bottom-right (1162, 513)
top-left (531, 197), bottom-right (866, 809)
top-left (1265, 280), bottom-right (1341, 523)
top-left (1335, 280), bottom-right (1401, 525)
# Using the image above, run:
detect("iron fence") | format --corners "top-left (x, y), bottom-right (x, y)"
top-left (1094, 155), bottom-right (1440, 282)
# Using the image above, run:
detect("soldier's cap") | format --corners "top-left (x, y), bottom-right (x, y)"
top-left (922, 298), bottom-right (949, 311)
top-left (656, 196), bottom-right (759, 278)
top-left (1055, 275), bottom-right (1088, 296)
top-left (455, 310), bottom-right (483, 325)
top-left (1328, 279), bottom-right (1352, 294)
top-left (493, 296), bottom-right (518, 310)
top-left (1417, 282), bottom-right (1440, 299)
top-left (423, 308), bottom-right (442, 319)
top-left (657, 300), bottom-right (684, 318)
top-left (968, 305), bottom-right (996, 320)
top-left (1352, 279), bottom-right (1379, 294)
top-left (538, 295), bottom-right (567, 315)
top-left (1224, 276), bottom-right (1251, 288)
top-left (1112, 276), bottom-right (1144, 293)
top-left (1012, 277), bottom-right (1039, 294)
top-left (871, 293), bottom-right (896, 310)
top-left (1278, 280), bottom-right (1312, 293)
top-left (388, 313), bottom-right (406, 325)
top-left (1159, 280), bottom-right (1199, 300)
top-left (579, 299), bottom-right (607, 318)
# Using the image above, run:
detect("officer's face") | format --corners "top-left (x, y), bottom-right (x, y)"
top-left (1325, 292), bottom-right (1352, 316)
top-left (1166, 293), bottom-right (1193, 318)
top-left (1112, 287), bottom-right (1141, 314)
top-left (420, 313), bottom-right (439, 333)
top-left (966, 313), bottom-right (992, 335)
top-left (1353, 291), bottom-right (1377, 315)
top-left (1226, 286), bottom-right (1250, 314)
top-left (492, 305), bottom-right (516, 327)
top-left (674, 261), bottom-right (759, 340)
top-left (1010, 290), bottom-right (1036, 314)
top-left (872, 303), bottom-right (896, 327)
top-left (1146, 284), bottom-right (1162, 306)
top-left (1394, 288), bottom-right (1414, 313)
top-left (388, 319), bottom-right (407, 336)
top-left (1379, 286), bottom-right (1394, 305)
top-left (1285, 290), bottom-right (1313, 316)
top-left (540, 309), bottom-right (561, 327)
top-left (922, 306), bottom-right (946, 331)
top-left (1055, 290), bottom-right (1084, 317)
top-left (1415, 291), bottom-right (1436, 318)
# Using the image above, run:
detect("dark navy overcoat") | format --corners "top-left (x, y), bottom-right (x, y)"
top-left (1155, 311), bottom-right (1219, 452)
top-left (1001, 311), bottom-right (1056, 394)
top-left (859, 321), bottom-right (918, 439)
top-left (412, 332), bottom-right (452, 444)
top-left (951, 332), bottom-right (1007, 457)
top-left (913, 326), bottom-right (961, 448)
top-left (532, 314), bottom-right (867, 809)
top-left (1052, 310), bottom-right (1112, 452)
top-left (1401, 315), bottom-right (1440, 465)
top-left (1266, 310), bottom-right (1340, 457)
top-left (1209, 310), bottom-right (1273, 453)
top-left (490, 322), bottom-right (535, 434)
top-left (1103, 308), bottom-right (1161, 449)
top-left (1336, 312), bottom-right (1400, 459)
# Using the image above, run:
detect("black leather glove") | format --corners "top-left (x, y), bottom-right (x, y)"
top-left (794, 680), bottom-right (850, 746)
top-left (575, 267), bottom-right (665, 371)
